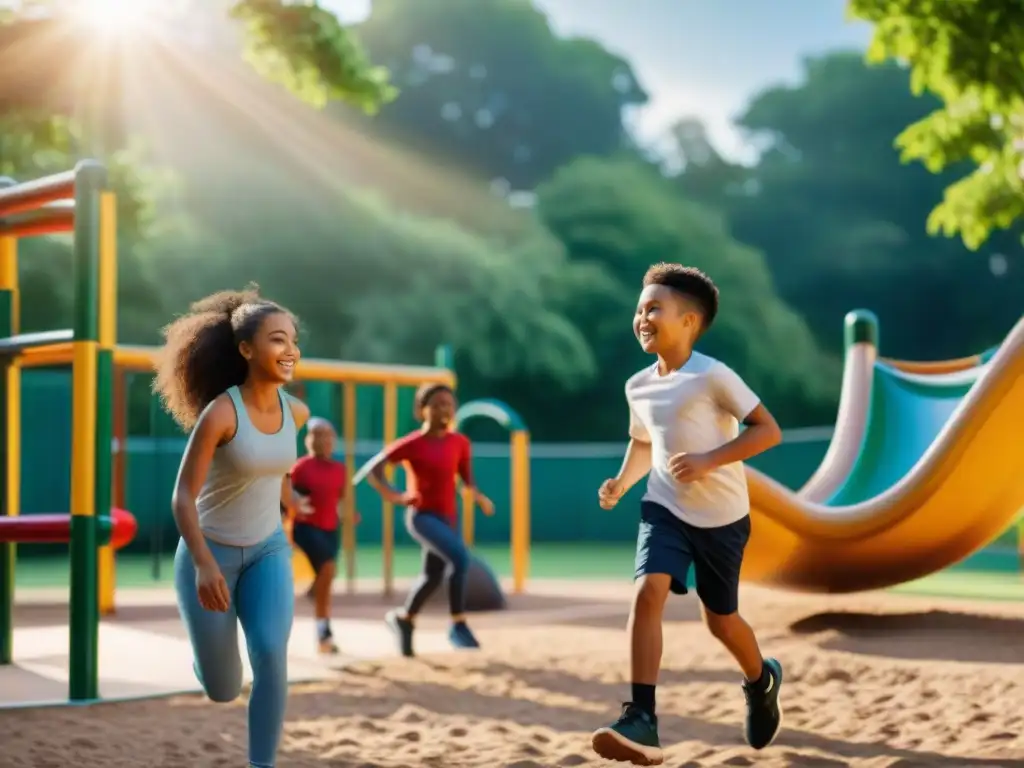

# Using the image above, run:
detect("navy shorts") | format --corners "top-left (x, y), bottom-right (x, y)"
top-left (634, 500), bottom-right (751, 615)
top-left (292, 523), bottom-right (340, 572)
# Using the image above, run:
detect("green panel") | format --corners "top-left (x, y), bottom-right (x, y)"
top-left (68, 514), bottom-right (98, 700)
top-left (21, 371), bottom-right (72, 517)
top-left (829, 363), bottom-right (980, 505)
top-left (302, 381), bottom-right (337, 423)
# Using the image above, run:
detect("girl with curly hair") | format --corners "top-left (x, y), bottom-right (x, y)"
top-left (367, 383), bottom-right (494, 658)
top-left (154, 285), bottom-right (309, 768)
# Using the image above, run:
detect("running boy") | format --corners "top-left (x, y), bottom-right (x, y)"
top-left (591, 263), bottom-right (784, 765)
top-left (367, 383), bottom-right (494, 657)
top-left (290, 417), bottom-right (348, 655)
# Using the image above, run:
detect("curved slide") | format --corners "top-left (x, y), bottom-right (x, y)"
top-left (743, 310), bottom-right (1024, 593)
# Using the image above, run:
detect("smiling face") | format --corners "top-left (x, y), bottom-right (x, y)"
top-left (422, 387), bottom-right (456, 431)
top-left (238, 310), bottom-right (300, 384)
top-left (633, 284), bottom-right (703, 355)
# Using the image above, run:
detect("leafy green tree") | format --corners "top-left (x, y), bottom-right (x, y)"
top-left (351, 0), bottom-right (647, 190)
top-left (848, 0), bottom-right (1024, 250)
top-left (672, 53), bottom-right (1023, 359)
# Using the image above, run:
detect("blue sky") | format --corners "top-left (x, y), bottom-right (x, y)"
top-left (321, 0), bottom-right (874, 160)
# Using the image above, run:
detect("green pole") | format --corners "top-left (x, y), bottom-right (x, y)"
top-left (0, 175), bottom-right (16, 665)
top-left (434, 344), bottom-right (454, 370)
top-left (68, 160), bottom-right (105, 702)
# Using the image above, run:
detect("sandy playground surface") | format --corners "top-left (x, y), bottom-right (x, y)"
top-left (3, 581), bottom-right (1024, 767)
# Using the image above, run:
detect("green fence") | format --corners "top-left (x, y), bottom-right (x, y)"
top-left (12, 371), bottom-right (1018, 566)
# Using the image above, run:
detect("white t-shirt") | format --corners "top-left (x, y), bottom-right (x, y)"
top-left (626, 351), bottom-right (761, 528)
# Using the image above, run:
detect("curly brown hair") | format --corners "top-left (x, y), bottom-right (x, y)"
top-left (153, 284), bottom-right (294, 431)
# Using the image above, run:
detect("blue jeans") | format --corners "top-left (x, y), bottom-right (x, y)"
top-left (174, 526), bottom-right (294, 768)
top-left (404, 509), bottom-right (470, 616)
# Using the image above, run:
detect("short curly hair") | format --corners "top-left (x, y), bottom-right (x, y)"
top-left (153, 284), bottom-right (295, 430)
top-left (642, 262), bottom-right (719, 331)
top-left (413, 383), bottom-right (455, 421)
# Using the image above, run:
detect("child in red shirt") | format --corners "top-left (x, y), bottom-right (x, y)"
top-left (369, 383), bottom-right (493, 657)
top-left (290, 417), bottom-right (348, 654)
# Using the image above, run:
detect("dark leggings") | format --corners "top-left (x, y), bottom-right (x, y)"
top-left (404, 508), bottom-right (470, 616)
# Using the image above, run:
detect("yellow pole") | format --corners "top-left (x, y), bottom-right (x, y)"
top-left (97, 192), bottom-right (117, 616)
top-left (0, 236), bottom-right (19, 528)
top-left (382, 382), bottom-right (397, 597)
top-left (0, 235), bottom-right (19, 666)
top-left (461, 485), bottom-right (475, 546)
top-left (510, 430), bottom-right (530, 594)
top-left (341, 382), bottom-right (357, 594)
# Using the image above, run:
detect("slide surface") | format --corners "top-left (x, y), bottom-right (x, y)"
top-left (742, 311), bottom-right (1024, 593)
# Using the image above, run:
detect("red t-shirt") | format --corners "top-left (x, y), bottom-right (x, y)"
top-left (385, 431), bottom-right (473, 524)
top-left (290, 455), bottom-right (346, 532)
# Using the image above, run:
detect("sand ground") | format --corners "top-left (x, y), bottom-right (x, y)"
top-left (2, 581), bottom-right (1023, 767)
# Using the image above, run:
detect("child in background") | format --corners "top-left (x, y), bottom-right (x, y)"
top-left (290, 417), bottom-right (348, 655)
top-left (368, 383), bottom-right (494, 657)
top-left (591, 263), bottom-right (784, 765)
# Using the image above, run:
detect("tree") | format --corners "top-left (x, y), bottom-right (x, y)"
top-left (351, 0), bottom-right (647, 190)
top-left (532, 156), bottom-right (837, 434)
top-left (675, 53), bottom-right (1024, 359)
top-left (848, 0), bottom-right (1024, 250)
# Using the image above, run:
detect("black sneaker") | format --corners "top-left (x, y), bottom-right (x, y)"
top-left (743, 657), bottom-right (783, 749)
top-left (385, 609), bottom-right (414, 657)
top-left (591, 703), bottom-right (664, 765)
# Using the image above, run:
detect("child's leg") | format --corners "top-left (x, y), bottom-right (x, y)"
top-left (234, 529), bottom-right (295, 768)
top-left (629, 574), bottom-right (672, 703)
top-left (407, 512), bottom-right (470, 619)
top-left (689, 515), bottom-right (761, 676)
top-left (690, 515), bottom-right (782, 750)
top-left (403, 550), bottom-right (448, 617)
top-left (592, 501), bottom-right (691, 766)
top-left (173, 537), bottom-right (244, 703)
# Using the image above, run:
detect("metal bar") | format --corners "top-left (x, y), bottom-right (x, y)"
top-left (0, 171), bottom-right (76, 218)
top-left (0, 329), bottom-right (74, 356)
top-left (112, 344), bottom-right (456, 386)
top-left (0, 210), bottom-right (75, 238)
top-left (17, 342), bottom-right (73, 368)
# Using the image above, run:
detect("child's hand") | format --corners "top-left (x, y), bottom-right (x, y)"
top-left (397, 490), bottom-right (421, 507)
top-left (668, 452), bottom-right (713, 483)
top-left (598, 478), bottom-right (624, 509)
top-left (476, 493), bottom-right (495, 517)
top-left (295, 496), bottom-right (314, 516)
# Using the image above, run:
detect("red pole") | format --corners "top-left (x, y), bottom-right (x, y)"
top-left (0, 171), bottom-right (76, 217)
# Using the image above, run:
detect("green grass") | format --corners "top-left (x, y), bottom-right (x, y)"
top-left (13, 542), bottom-right (1023, 603)
top-left (13, 543), bottom-right (640, 589)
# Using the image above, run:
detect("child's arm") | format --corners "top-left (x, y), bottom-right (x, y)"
top-left (367, 440), bottom-right (416, 506)
top-left (615, 438), bottom-right (653, 493)
top-left (458, 437), bottom-right (494, 515)
top-left (599, 402), bottom-right (652, 508)
top-left (705, 403), bottom-right (781, 467)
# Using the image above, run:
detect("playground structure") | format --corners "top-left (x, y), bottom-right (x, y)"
top-left (0, 162), bottom-right (126, 702)
top-left (742, 309), bottom-right (1024, 592)
top-left (0, 165), bottom-right (532, 703)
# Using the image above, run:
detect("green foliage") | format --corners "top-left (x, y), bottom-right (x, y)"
top-left (230, 0), bottom-right (396, 113)
top-left (676, 51), bottom-right (1023, 360)
top-left (848, 0), bottom-right (1024, 249)
top-left (353, 0), bottom-right (647, 189)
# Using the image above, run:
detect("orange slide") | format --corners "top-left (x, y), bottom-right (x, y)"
top-left (741, 310), bottom-right (1024, 593)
